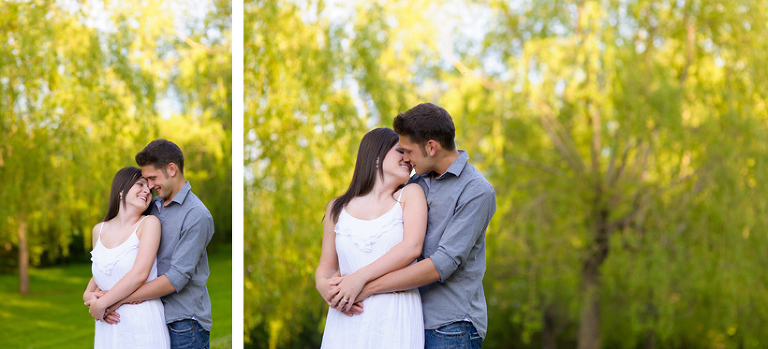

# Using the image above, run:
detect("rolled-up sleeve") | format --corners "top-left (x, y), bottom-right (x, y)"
top-left (166, 207), bottom-right (214, 292)
top-left (429, 182), bottom-right (496, 282)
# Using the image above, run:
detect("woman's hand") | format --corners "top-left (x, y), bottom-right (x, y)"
top-left (329, 273), bottom-right (366, 312)
top-left (88, 298), bottom-right (108, 321)
top-left (316, 269), bottom-right (341, 305)
top-left (83, 290), bottom-right (104, 303)
top-left (316, 277), bottom-right (340, 306)
top-left (83, 292), bottom-right (99, 307)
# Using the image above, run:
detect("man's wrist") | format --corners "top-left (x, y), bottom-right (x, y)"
top-left (359, 282), bottom-right (376, 301)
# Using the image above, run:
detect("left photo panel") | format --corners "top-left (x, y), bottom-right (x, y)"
top-left (0, 1), bottom-right (232, 348)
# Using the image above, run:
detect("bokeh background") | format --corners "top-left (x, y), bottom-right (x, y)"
top-left (1, 0), bottom-right (232, 347)
top-left (245, 0), bottom-right (768, 348)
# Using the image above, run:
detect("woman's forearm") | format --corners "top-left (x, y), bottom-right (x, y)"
top-left (354, 240), bottom-right (421, 283)
top-left (83, 278), bottom-right (99, 302)
top-left (315, 266), bottom-right (338, 291)
top-left (95, 270), bottom-right (150, 308)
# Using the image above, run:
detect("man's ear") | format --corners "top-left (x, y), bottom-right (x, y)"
top-left (426, 140), bottom-right (440, 157)
top-left (167, 163), bottom-right (178, 177)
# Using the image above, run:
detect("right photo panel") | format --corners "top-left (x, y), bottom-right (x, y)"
top-left (244, 1), bottom-right (768, 348)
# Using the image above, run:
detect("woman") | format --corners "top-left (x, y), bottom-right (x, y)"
top-left (315, 127), bottom-right (428, 348)
top-left (83, 167), bottom-right (170, 348)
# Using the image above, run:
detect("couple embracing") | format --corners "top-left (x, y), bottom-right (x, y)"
top-left (83, 139), bottom-right (214, 349)
top-left (316, 103), bottom-right (497, 348)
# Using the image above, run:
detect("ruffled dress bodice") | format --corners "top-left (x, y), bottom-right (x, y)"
top-left (321, 198), bottom-right (424, 348)
top-left (334, 202), bottom-right (404, 261)
top-left (91, 226), bottom-right (159, 290)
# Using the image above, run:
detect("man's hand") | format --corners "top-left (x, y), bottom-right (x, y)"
top-left (102, 300), bottom-right (128, 324)
top-left (103, 307), bottom-right (121, 325)
top-left (340, 301), bottom-right (364, 317)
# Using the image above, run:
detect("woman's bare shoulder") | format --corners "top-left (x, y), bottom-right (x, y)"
top-left (401, 183), bottom-right (425, 198)
top-left (142, 214), bottom-right (160, 225)
top-left (137, 215), bottom-right (161, 238)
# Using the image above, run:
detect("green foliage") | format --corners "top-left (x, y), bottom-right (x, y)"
top-left (246, 0), bottom-right (768, 348)
top-left (0, 0), bottom-right (231, 272)
top-left (244, 0), bottom-right (444, 346)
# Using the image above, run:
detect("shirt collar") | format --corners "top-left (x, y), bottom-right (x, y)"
top-left (154, 181), bottom-right (192, 209)
top-left (434, 150), bottom-right (468, 179)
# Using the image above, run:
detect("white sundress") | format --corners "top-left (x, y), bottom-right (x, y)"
top-left (90, 216), bottom-right (170, 349)
top-left (320, 193), bottom-right (424, 348)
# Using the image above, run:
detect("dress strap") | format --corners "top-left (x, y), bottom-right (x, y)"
top-left (397, 187), bottom-right (404, 202)
top-left (98, 222), bottom-right (105, 237)
top-left (132, 216), bottom-right (149, 235)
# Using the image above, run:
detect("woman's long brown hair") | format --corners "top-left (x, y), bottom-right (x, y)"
top-left (329, 128), bottom-right (400, 223)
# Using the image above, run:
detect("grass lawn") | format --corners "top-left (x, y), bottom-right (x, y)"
top-left (0, 243), bottom-right (232, 348)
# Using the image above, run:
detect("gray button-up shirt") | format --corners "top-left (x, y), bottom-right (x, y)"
top-left (150, 181), bottom-right (215, 331)
top-left (412, 150), bottom-right (496, 338)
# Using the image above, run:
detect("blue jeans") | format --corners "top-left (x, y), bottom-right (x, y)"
top-left (425, 321), bottom-right (483, 349)
top-left (168, 319), bottom-right (210, 349)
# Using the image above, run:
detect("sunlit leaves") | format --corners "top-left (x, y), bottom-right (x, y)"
top-left (0, 0), bottom-right (231, 275)
top-left (246, 0), bottom-right (768, 347)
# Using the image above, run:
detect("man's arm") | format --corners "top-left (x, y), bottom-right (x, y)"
top-left (354, 257), bottom-right (440, 302)
top-left (429, 183), bottom-right (495, 282)
top-left (164, 207), bottom-right (214, 293)
top-left (356, 180), bottom-right (495, 302)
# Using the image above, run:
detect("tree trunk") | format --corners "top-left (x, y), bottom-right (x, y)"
top-left (18, 220), bottom-right (29, 294)
top-left (644, 329), bottom-right (657, 349)
top-left (577, 208), bottom-right (610, 349)
top-left (577, 266), bottom-right (601, 349)
top-left (542, 304), bottom-right (561, 349)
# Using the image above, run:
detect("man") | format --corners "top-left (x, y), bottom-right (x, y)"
top-left (353, 103), bottom-right (496, 348)
top-left (104, 139), bottom-right (215, 349)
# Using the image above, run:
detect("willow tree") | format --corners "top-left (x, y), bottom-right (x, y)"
top-left (167, 0), bottom-right (233, 240)
top-left (247, 0), bottom-right (768, 347)
top-left (245, 1), bottom-right (367, 346)
top-left (464, 0), bottom-right (768, 347)
top-left (1, 0), bottom-right (231, 293)
top-left (0, 0), bottom-right (140, 293)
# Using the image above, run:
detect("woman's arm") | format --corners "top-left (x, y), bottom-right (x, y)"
top-left (315, 200), bottom-right (341, 305)
top-left (88, 216), bottom-right (161, 320)
top-left (84, 224), bottom-right (103, 303)
top-left (83, 277), bottom-right (101, 303)
top-left (331, 183), bottom-right (427, 312)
